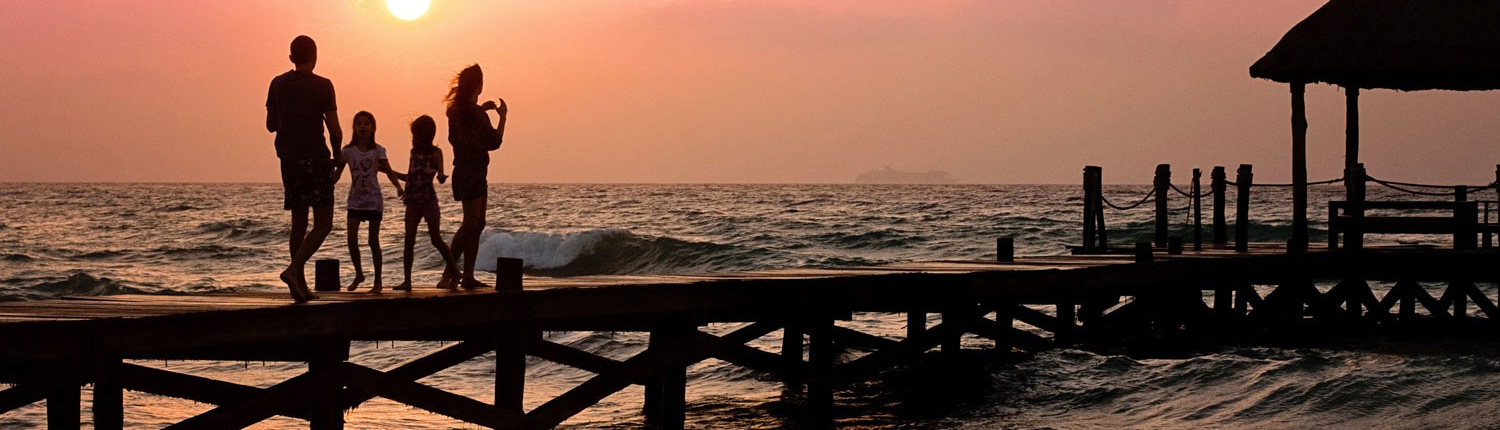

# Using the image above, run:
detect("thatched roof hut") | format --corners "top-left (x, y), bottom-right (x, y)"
top-left (1251, 0), bottom-right (1500, 91)
top-left (1248, 0), bottom-right (1500, 251)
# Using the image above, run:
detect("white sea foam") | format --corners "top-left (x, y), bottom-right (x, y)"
top-left (474, 228), bottom-right (624, 271)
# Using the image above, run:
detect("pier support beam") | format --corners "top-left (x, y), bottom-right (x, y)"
top-left (94, 359), bottom-right (124, 430)
top-left (47, 379), bottom-right (79, 430)
top-left (644, 317), bottom-right (692, 429)
top-left (309, 342), bottom-right (350, 430)
top-left (495, 323), bottom-right (529, 422)
top-left (807, 318), bottom-right (835, 423)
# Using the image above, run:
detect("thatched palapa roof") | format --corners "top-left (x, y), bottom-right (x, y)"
top-left (1250, 0), bottom-right (1500, 91)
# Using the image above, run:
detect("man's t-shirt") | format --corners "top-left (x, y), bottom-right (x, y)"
top-left (266, 70), bottom-right (336, 160)
top-left (342, 144), bottom-right (387, 211)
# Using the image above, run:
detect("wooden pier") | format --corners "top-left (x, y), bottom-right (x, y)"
top-left (2, 244), bottom-right (1498, 429)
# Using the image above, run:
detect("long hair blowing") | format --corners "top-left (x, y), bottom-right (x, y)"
top-left (444, 64), bottom-right (483, 113)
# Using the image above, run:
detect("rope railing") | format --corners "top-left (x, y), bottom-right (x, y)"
top-left (1100, 188), bottom-right (1155, 211)
top-left (1223, 177), bottom-right (1343, 188)
top-left (1167, 183), bottom-right (1216, 199)
top-left (1364, 176), bottom-right (1497, 196)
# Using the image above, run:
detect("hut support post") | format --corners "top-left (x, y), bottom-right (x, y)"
top-left (1212, 167), bottom-right (1227, 247)
top-left (1192, 168), bottom-right (1203, 251)
top-left (1154, 164), bottom-right (1171, 247)
top-left (1291, 82), bottom-right (1309, 252)
top-left (1235, 165), bottom-right (1253, 252)
top-left (1345, 87), bottom-right (1359, 172)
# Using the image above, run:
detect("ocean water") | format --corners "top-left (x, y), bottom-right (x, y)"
top-left (1, 182), bottom-right (1497, 429)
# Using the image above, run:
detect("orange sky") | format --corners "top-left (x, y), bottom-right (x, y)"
top-left (1, 0), bottom-right (1497, 184)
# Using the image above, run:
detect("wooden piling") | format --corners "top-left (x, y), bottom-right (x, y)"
top-left (94, 359), bottom-right (123, 430)
top-left (1168, 237), bottom-right (1183, 255)
top-left (1192, 168), bottom-right (1203, 251)
top-left (314, 259), bottom-right (339, 292)
top-left (782, 323), bottom-right (804, 389)
top-left (1292, 82), bottom-right (1309, 253)
top-left (1235, 165), bottom-right (1253, 252)
top-left (807, 318), bottom-right (834, 422)
top-left (1055, 297), bottom-right (1076, 345)
top-left (47, 379), bottom-right (79, 430)
top-left (308, 341), bottom-right (349, 430)
top-left (1154, 164), bottom-right (1171, 247)
top-left (495, 258), bottom-right (523, 291)
top-left (1212, 167), bottom-right (1227, 247)
top-left (645, 317), bottom-right (692, 429)
top-left (495, 324), bottom-right (528, 421)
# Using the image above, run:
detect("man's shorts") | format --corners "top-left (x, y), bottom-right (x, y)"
top-left (280, 157), bottom-right (335, 210)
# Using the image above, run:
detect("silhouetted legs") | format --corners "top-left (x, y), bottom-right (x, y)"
top-left (290, 206), bottom-right (308, 258)
top-left (445, 196), bottom-right (488, 289)
top-left (281, 203), bottom-right (332, 302)
top-left (348, 217), bottom-right (384, 293)
top-left (401, 214), bottom-right (458, 291)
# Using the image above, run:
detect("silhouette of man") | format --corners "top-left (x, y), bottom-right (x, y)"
top-left (266, 35), bottom-right (343, 302)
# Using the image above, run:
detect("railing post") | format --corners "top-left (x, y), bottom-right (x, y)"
top-left (1456, 186), bottom-right (1476, 250)
top-left (1082, 166), bottom-right (1098, 254)
top-left (1192, 168), bottom-right (1203, 251)
top-left (1235, 164), bottom-right (1253, 252)
top-left (1212, 166), bottom-right (1227, 247)
top-left (1345, 164), bottom-right (1365, 252)
top-left (1154, 164), bottom-right (1171, 247)
top-left (1095, 168), bottom-right (1108, 252)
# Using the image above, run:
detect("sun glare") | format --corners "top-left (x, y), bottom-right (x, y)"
top-left (387, 0), bottom-right (430, 20)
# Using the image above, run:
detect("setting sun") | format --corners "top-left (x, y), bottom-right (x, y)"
top-left (386, 0), bottom-right (429, 20)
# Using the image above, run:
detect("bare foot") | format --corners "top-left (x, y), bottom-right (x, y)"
top-left (295, 272), bottom-right (318, 301)
top-left (369, 276), bottom-right (383, 294)
top-left (436, 268), bottom-right (457, 290)
top-left (346, 273), bottom-right (365, 292)
top-left (393, 280), bottom-right (412, 292)
top-left (460, 278), bottom-right (490, 290)
top-left (280, 269), bottom-right (308, 303)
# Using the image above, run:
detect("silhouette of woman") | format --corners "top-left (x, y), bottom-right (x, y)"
top-left (442, 64), bottom-right (507, 289)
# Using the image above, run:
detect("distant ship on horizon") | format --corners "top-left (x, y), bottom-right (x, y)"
top-left (854, 166), bottom-right (956, 184)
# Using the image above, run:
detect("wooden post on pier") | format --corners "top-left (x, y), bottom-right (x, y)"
top-left (1235, 165), bottom-right (1253, 252)
top-left (1083, 166), bottom-right (1102, 253)
top-left (495, 258), bottom-right (523, 291)
top-left (314, 259), bottom-right (339, 292)
top-left (1291, 82), bottom-right (1309, 254)
top-left (1192, 169), bottom-right (1203, 250)
top-left (1345, 164), bottom-right (1366, 252)
top-left (1456, 186), bottom-right (1476, 250)
top-left (1212, 167), bottom-right (1227, 247)
top-left (996, 237), bottom-right (1014, 262)
top-left (1154, 164), bottom-right (1171, 247)
top-left (94, 359), bottom-right (124, 430)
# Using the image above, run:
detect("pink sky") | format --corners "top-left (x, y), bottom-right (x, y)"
top-left (1, 0), bottom-right (1497, 184)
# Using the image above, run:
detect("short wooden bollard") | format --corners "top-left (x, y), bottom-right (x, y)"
top-left (996, 237), bottom-right (1014, 262)
top-left (495, 258), bottom-right (523, 291)
top-left (1235, 165), bottom-right (1253, 252)
top-left (314, 259), bottom-right (339, 292)
top-left (1167, 237), bottom-right (1183, 255)
top-left (1134, 242), bottom-right (1153, 264)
